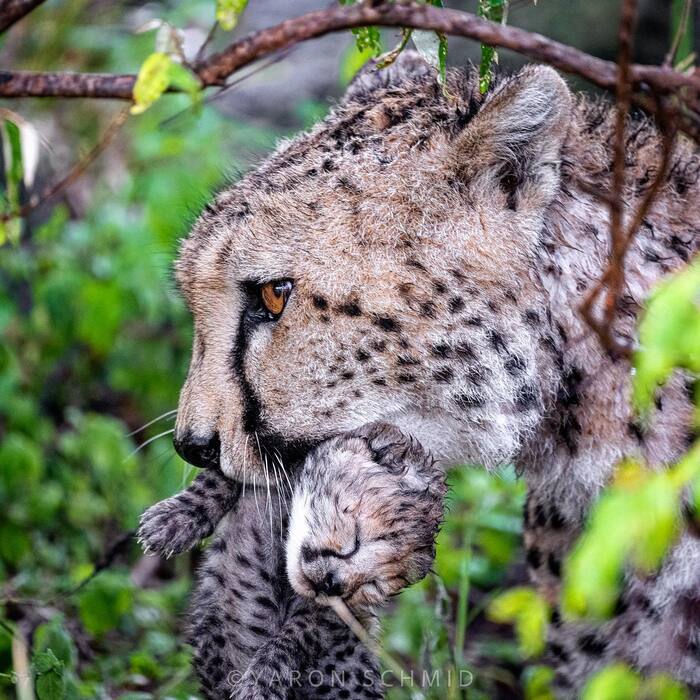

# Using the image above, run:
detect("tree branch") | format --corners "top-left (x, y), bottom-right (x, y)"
top-left (0, 71), bottom-right (138, 99)
top-left (0, 3), bottom-right (698, 136)
top-left (0, 0), bottom-right (47, 34)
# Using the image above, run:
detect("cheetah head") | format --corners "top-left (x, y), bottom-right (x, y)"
top-left (173, 53), bottom-right (572, 480)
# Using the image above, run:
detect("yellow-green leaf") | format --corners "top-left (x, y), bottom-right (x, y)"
top-left (488, 586), bottom-right (549, 657)
top-left (562, 458), bottom-right (692, 619)
top-left (583, 664), bottom-right (689, 700)
top-left (582, 664), bottom-right (641, 700)
top-left (131, 52), bottom-right (173, 115)
top-left (643, 673), bottom-right (690, 700)
top-left (216, 0), bottom-right (249, 31)
top-left (633, 260), bottom-right (700, 413)
top-left (523, 665), bottom-right (556, 700)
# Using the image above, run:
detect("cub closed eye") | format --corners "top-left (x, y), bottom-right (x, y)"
top-left (260, 280), bottom-right (293, 318)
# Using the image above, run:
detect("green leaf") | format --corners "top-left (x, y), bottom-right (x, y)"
top-left (36, 669), bottom-right (66, 700)
top-left (561, 451), bottom-right (700, 620)
top-left (338, 0), bottom-right (381, 56)
top-left (523, 665), bottom-right (556, 700)
top-left (34, 618), bottom-right (76, 670)
top-left (479, 44), bottom-right (497, 94)
top-left (437, 32), bottom-right (448, 85)
top-left (34, 650), bottom-right (66, 700)
top-left (633, 260), bottom-right (700, 413)
top-left (75, 280), bottom-right (126, 355)
top-left (0, 431), bottom-right (44, 495)
top-left (584, 665), bottom-right (690, 700)
top-left (643, 673), bottom-right (690, 700)
top-left (478, 0), bottom-right (509, 93)
top-left (488, 586), bottom-right (549, 657)
top-left (77, 572), bottom-right (134, 637)
top-left (216, 0), bottom-right (249, 31)
top-left (168, 62), bottom-right (203, 113)
top-left (351, 26), bottom-right (382, 56)
top-left (0, 522), bottom-right (31, 565)
top-left (582, 664), bottom-right (641, 700)
top-left (131, 52), bottom-right (173, 115)
top-left (671, 0), bottom-right (695, 67)
top-left (34, 649), bottom-right (61, 675)
top-left (418, 1), bottom-right (448, 84)
top-left (3, 119), bottom-right (23, 209)
top-left (1, 118), bottom-right (24, 242)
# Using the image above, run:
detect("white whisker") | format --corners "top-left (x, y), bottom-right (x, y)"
top-left (263, 453), bottom-right (274, 542)
top-left (126, 428), bottom-right (175, 460)
top-left (273, 448), bottom-right (294, 498)
top-left (242, 434), bottom-right (250, 498)
top-left (272, 462), bottom-right (285, 539)
top-left (127, 409), bottom-right (178, 437)
top-left (252, 470), bottom-right (261, 520)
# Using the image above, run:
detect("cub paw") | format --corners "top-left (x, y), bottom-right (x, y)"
top-left (137, 497), bottom-right (213, 558)
top-left (349, 420), bottom-right (431, 474)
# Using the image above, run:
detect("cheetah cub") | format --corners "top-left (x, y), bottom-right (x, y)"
top-left (138, 422), bottom-right (446, 699)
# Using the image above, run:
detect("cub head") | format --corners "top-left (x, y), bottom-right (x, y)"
top-left (173, 54), bottom-right (572, 480)
top-left (285, 421), bottom-right (446, 610)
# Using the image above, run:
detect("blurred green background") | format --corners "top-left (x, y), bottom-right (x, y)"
top-left (0, 1), bottom-right (695, 698)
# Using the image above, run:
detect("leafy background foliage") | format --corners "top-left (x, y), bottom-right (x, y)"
top-left (0, 1), bottom-right (697, 698)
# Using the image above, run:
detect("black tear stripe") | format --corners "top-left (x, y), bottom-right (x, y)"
top-left (230, 314), bottom-right (317, 469)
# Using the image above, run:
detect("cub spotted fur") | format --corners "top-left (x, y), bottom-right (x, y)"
top-left (165, 54), bottom-right (699, 693)
top-left (139, 422), bottom-right (445, 699)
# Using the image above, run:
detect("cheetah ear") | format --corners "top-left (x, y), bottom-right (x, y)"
top-left (454, 65), bottom-right (572, 210)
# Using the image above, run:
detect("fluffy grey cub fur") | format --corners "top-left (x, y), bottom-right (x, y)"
top-left (138, 421), bottom-right (446, 699)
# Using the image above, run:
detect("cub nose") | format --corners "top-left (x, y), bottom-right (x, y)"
top-left (173, 430), bottom-right (220, 469)
top-left (314, 571), bottom-right (343, 597)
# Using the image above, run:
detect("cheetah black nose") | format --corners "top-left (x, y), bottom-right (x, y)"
top-left (315, 571), bottom-right (343, 597)
top-left (174, 430), bottom-right (220, 469)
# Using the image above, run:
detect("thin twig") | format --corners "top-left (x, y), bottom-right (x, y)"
top-left (577, 0), bottom-right (678, 356)
top-left (605, 0), bottom-right (638, 347)
top-left (195, 21), bottom-right (219, 65)
top-left (664, 0), bottom-right (693, 68)
top-left (579, 0), bottom-right (639, 356)
top-left (67, 530), bottom-right (136, 596)
top-left (1, 528), bottom-right (137, 613)
top-left (324, 596), bottom-right (426, 700)
top-left (0, 106), bottom-right (129, 222)
top-left (579, 95), bottom-right (676, 357)
top-left (158, 47), bottom-right (294, 129)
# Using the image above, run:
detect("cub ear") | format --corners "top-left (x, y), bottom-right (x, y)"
top-left (454, 65), bottom-right (572, 210)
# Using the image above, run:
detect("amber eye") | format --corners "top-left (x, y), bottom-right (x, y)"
top-left (260, 280), bottom-right (292, 317)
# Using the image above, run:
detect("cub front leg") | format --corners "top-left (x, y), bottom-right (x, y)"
top-left (138, 470), bottom-right (241, 557)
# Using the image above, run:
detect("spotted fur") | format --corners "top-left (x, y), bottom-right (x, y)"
top-left (163, 53), bottom-right (699, 694)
